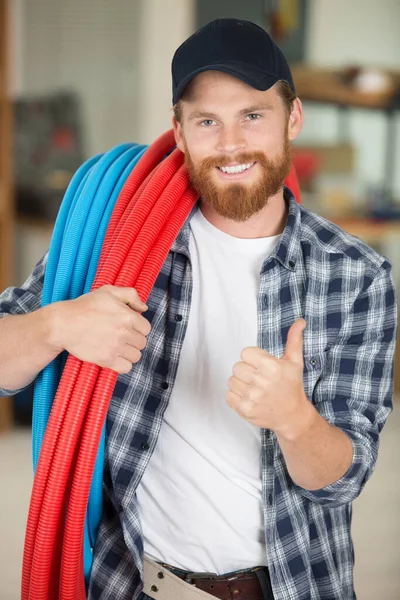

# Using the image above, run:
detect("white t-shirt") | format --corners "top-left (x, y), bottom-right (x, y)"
top-left (136, 207), bottom-right (281, 574)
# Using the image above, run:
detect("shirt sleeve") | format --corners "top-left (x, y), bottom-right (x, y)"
top-left (0, 252), bottom-right (48, 396)
top-left (294, 258), bottom-right (397, 507)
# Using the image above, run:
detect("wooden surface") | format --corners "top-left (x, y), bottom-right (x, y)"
top-left (0, 0), bottom-right (14, 431)
top-left (292, 64), bottom-right (400, 110)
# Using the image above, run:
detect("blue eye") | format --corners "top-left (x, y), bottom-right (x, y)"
top-left (246, 113), bottom-right (261, 121)
top-left (200, 119), bottom-right (215, 127)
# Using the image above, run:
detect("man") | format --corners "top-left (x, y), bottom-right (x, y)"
top-left (0, 18), bottom-right (397, 600)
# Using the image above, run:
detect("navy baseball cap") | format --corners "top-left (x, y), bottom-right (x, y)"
top-left (172, 18), bottom-right (295, 105)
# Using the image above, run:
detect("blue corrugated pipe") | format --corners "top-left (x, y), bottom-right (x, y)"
top-left (32, 142), bottom-right (148, 583)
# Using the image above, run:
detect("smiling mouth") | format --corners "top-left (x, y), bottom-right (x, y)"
top-left (217, 162), bottom-right (256, 175)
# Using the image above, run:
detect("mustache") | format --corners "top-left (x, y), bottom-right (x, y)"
top-left (199, 151), bottom-right (267, 170)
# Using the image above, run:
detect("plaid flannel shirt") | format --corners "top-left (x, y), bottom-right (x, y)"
top-left (0, 191), bottom-right (397, 600)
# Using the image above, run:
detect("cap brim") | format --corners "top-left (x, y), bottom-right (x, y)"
top-left (173, 62), bottom-right (279, 104)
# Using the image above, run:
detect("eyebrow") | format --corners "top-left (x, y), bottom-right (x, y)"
top-left (187, 103), bottom-right (275, 121)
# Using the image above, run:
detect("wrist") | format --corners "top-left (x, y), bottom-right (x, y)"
top-left (42, 301), bottom-right (68, 354)
top-left (276, 395), bottom-right (318, 443)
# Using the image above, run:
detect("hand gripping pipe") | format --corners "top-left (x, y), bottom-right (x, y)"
top-left (23, 129), bottom-right (301, 600)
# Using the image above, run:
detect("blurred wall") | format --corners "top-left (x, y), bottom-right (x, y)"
top-left (307, 0), bottom-right (400, 69)
top-left (17, 0), bottom-right (142, 155)
top-left (13, 0), bottom-right (194, 155)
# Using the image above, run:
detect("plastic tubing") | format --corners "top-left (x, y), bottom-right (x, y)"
top-left (31, 143), bottom-right (149, 582)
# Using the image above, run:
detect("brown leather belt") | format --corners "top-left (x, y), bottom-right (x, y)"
top-left (158, 562), bottom-right (272, 600)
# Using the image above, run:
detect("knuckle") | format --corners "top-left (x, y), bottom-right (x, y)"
top-left (116, 324), bottom-right (128, 340)
top-left (241, 400), bottom-right (254, 418)
top-left (123, 312), bottom-right (134, 327)
top-left (100, 284), bottom-right (113, 294)
top-left (104, 349), bottom-right (117, 364)
top-left (130, 287), bottom-right (140, 301)
top-left (247, 387), bottom-right (258, 402)
top-left (268, 361), bottom-right (279, 377)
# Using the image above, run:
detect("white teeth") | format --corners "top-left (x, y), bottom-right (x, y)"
top-left (219, 162), bottom-right (254, 174)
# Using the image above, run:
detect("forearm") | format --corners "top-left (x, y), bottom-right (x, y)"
top-left (0, 304), bottom-right (64, 391)
top-left (276, 399), bottom-right (353, 491)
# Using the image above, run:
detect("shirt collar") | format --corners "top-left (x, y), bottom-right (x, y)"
top-left (171, 187), bottom-right (301, 272)
top-left (268, 187), bottom-right (301, 272)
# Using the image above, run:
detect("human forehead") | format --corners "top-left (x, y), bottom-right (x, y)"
top-left (181, 70), bottom-right (280, 110)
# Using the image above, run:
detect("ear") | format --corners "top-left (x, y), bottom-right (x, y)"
top-left (172, 116), bottom-right (185, 153)
top-left (288, 97), bottom-right (303, 142)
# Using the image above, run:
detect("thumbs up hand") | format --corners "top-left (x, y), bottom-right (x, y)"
top-left (226, 319), bottom-right (309, 435)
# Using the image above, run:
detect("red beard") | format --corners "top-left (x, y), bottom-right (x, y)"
top-left (183, 133), bottom-right (292, 222)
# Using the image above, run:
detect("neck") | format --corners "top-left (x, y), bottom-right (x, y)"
top-left (199, 188), bottom-right (288, 239)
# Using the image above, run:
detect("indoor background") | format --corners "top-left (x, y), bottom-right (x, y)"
top-left (0, 1), bottom-right (399, 598)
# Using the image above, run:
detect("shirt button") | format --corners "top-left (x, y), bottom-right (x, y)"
top-left (161, 382), bottom-right (169, 390)
top-left (141, 442), bottom-right (150, 451)
top-left (151, 585), bottom-right (158, 592)
top-left (289, 260), bottom-right (296, 268)
top-left (310, 357), bottom-right (317, 366)
top-left (175, 314), bottom-right (183, 322)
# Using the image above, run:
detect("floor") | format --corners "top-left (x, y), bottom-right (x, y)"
top-left (0, 405), bottom-right (399, 600)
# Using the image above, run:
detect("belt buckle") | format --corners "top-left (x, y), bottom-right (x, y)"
top-left (184, 571), bottom-right (218, 585)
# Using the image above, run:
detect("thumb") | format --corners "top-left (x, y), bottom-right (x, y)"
top-left (108, 286), bottom-right (148, 312)
top-left (282, 319), bottom-right (306, 365)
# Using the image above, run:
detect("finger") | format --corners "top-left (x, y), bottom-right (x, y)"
top-left (111, 357), bottom-right (134, 375)
top-left (107, 285), bottom-right (148, 312)
top-left (227, 375), bottom-right (250, 398)
top-left (240, 346), bottom-right (274, 370)
top-left (120, 344), bottom-right (142, 365)
top-left (283, 318), bottom-right (306, 366)
top-left (232, 361), bottom-right (257, 384)
top-left (226, 390), bottom-right (253, 419)
top-left (126, 319), bottom-right (150, 350)
top-left (127, 327), bottom-right (149, 350)
top-left (130, 312), bottom-right (152, 337)
top-left (226, 389), bottom-right (242, 411)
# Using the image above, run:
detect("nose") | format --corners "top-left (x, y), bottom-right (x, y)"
top-left (215, 123), bottom-right (246, 156)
